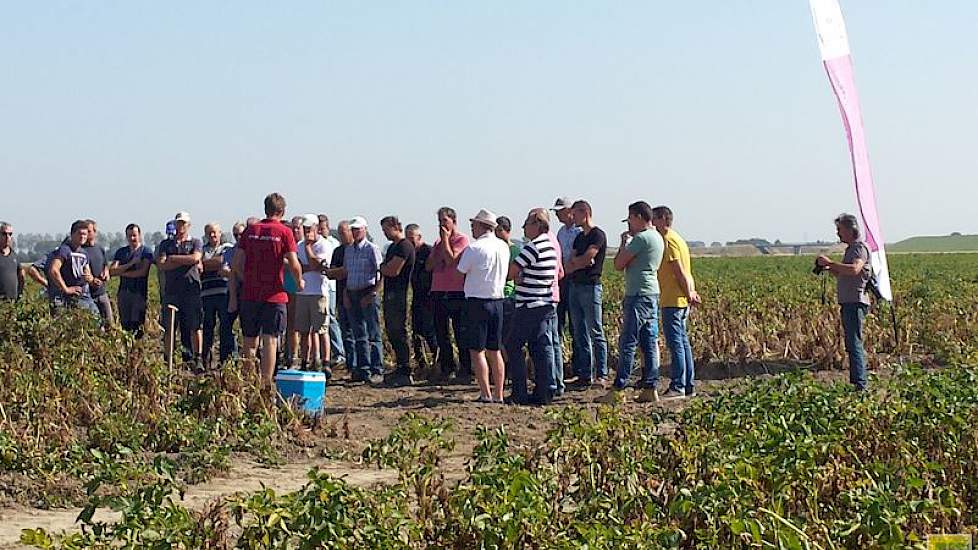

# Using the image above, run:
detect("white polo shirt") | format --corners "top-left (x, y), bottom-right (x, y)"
top-left (322, 235), bottom-right (340, 292)
top-left (457, 232), bottom-right (510, 299)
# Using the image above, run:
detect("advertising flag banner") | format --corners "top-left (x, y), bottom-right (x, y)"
top-left (809, 0), bottom-right (893, 300)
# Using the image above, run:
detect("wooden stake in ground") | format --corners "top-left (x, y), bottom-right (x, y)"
top-left (167, 304), bottom-right (179, 372)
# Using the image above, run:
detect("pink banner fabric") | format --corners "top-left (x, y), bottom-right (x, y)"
top-left (822, 55), bottom-right (893, 301)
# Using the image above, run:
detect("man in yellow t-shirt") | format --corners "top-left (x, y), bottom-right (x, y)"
top-left (652, 206), bottom-right (700, 399)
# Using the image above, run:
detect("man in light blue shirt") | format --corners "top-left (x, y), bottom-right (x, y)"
top-left (551, 197), bottom-right (581, 379)
top-left (339, 216), bottom-right (385, 383)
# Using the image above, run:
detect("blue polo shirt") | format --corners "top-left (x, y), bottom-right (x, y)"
top-left (343, 239), bottom-right (382, 291)
top-left (112, 245), bottom-right (155, 297)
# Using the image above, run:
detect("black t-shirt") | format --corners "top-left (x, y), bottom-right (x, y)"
top-left (83, 245), bottom-right (108, 297)
top-left (412, 243), bottom-right (433, 298)
top-left (570, 227), bottom-right (607, 285)
top-left (331, 244), bottom-right (346, 296)
top-left (158, 237), bottom-right (203, 297)
top-left (113, 245), bottom-right (155, 298)
top-left (383, 238), bottom-right (415, 293)
top-left (0, 251), bottom-right (19, 300)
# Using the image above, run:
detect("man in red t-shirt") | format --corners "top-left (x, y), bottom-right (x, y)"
top-left (229, 193), bottom-right (304, 384)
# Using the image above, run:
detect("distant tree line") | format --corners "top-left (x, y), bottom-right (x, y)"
top-left (10, 231), bottom-right (168, 263)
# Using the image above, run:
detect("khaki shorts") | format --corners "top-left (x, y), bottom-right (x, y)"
top-left (294, 294), bottom-right (329, 333)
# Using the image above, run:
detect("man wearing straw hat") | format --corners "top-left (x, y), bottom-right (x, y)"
top-left (456, 209), bottom-right (511, 403)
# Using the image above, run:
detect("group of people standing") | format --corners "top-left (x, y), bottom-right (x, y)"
top-left (0, 193), bottom-right (704, 405)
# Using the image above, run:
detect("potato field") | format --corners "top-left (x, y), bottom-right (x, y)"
top-left (2, 253), bottom-right (977, 549)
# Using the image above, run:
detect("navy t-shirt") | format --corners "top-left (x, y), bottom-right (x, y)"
top-left (50, 243), bottom-right (90, 299)
top-left (113, 245), bottom-right (155, 297)
top-left (158, 237), bottom-right (203, 296)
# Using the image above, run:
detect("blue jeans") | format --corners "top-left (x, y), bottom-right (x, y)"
top-left (568, 282), bottom-right (608, 381)
top-left (202, 293), bottom-right (236, 363)
top-left (347, 290), bottom-right (384, 376)
top-left (51, 294), bottom-right (99, 316)
top-left (841, 303), bottom-right (869, 390)
top-left (615, 295), bottom-right (659, 389)
top-left (551, 304), bottom-right (565, 394)
top-left (336, 289), bottom-right (356, 367)
top-left (663, 307), bottom-right (695, 394)
top-left (327, 287), bottom-right (345, 363)
top-left (505, 305), bottom-right (556, 403)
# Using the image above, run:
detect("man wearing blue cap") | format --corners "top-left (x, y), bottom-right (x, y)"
top-left (155, 220), bottom-right (176, 303)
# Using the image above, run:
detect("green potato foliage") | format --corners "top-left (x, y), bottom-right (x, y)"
top-left (26, 367), bottom-right (978, 548)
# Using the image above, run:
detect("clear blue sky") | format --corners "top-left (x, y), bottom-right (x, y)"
top-left (2, 1), bottom-right (975, 244)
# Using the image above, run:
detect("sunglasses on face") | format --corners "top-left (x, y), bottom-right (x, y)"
top-left (0, 232), bottom-right (12, 237)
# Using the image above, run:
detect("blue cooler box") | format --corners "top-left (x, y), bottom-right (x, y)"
top-left (274, 369), bottom-right (327, 415)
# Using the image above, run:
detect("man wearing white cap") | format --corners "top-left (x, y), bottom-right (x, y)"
top-left (294, 214), bottom-right (333, 371)
top-left (339, 216), bottom-right (385, 384)
top-left (157, 211), bottom-right (205, 370)
top-left (456, 209), bottom-right (511, 403)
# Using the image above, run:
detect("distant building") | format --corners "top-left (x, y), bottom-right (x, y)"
top-left (726, 238), bottom-right (772, 247)
top-left (688, 241), bottom-right (705, 248)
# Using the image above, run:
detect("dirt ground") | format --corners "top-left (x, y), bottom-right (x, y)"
top-left (0, 362), bottom-right (839, 548)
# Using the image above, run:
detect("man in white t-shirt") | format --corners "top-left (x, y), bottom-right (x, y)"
top-left (296, 214), bottom-right (333, 371)
top-left (457, 209), bottom-right (511, 403)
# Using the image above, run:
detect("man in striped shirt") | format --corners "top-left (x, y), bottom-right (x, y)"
top-left (504, 209), bottom-right (559, 406)
top-left (201, 222), bottom-right (235, 367)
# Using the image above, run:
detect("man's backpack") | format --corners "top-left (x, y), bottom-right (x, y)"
top-left (858, 242), bottom-right (884, 302)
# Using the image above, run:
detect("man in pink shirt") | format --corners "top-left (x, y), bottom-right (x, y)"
top-left (424, 206), bottom-right (471, 382)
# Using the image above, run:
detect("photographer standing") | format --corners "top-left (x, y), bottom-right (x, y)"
top-left (816, 213), bottom-right (872, 391)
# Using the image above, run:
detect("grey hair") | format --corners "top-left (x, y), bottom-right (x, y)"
top-left (834, 213), bottom-right (861, 240)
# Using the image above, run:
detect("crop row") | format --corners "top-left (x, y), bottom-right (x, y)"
top-left (23, 365), bottom-right (978, 549)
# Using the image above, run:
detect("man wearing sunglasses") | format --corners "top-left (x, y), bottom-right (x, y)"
top-left (0, 222), bottom-right (24, 301)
